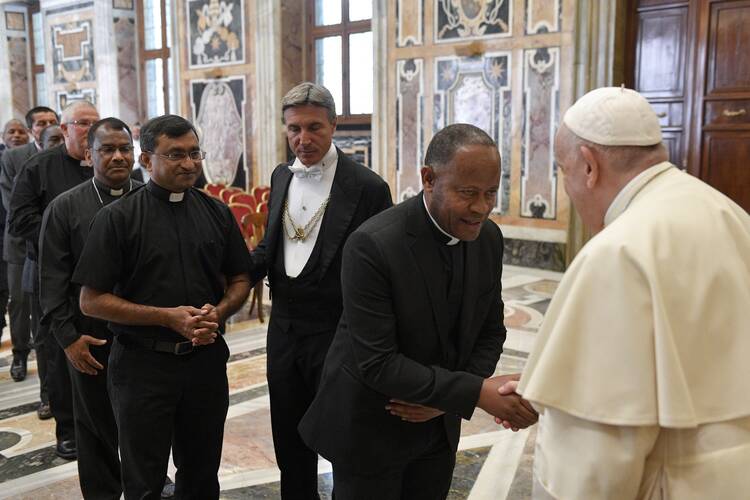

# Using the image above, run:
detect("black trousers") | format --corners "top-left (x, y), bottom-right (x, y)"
top-left (33, 295), bottom-right (74, 440)
top-left (267, 326), bottom-right (334, 500)
top-left (108, 335), bottom-right (230, 500)
top-left (69, 338), bottom-right (121, 500)
top-left (8, 262), bottom-right (31, 358)
top-left (331, 422), bottom-right (456, 500)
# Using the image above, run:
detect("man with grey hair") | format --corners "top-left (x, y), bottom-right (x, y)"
top-left (9, 100), bottom-right (99, 459)
top-left (507, 87), bottom-right (750, 498)
top-left (299, 123), bottom-right (536, 499)
top-left (248, 82), bottom-right (392, 499)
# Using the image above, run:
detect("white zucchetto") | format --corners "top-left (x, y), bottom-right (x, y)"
top-left (562, 87), bottom-right (662, 146)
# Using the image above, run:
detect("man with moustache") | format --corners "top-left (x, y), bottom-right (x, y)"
top-left (9, 100), bottom-right (99, 458)
top-left (299, 124), bottom-right (537, 499)
top-left (74, 115), bottom-right (251, 499)
top-left (248, 82), bottom-right (392, 499)
top-left (39, 118), bottom-right (138, 499)
top-left (0, 106), bottom-right (58, 389)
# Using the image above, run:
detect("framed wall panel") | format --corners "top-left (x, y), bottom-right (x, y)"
top-left (395, 58), bottom-right (424, 202)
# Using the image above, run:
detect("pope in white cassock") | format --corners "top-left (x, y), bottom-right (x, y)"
top-left (503, 87), bottom-right (750, 499)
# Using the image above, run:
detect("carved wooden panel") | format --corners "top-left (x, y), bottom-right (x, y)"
top-left (706, 0), bottom-right (750, 95)
top-left (661, 130), bottom-right (684, 169)
top-left (634, 6), bottom-right (687, 99)
top-left (396, 59), bottom-right (424, 202)
top-left (701, 130), bottom-right (750, 211)
top-left (396, 0), bottom-right (423, 47)
top-left (521, 47), bottom-right (560, 220)
top-left (704, 99), bottom-right (750, 127)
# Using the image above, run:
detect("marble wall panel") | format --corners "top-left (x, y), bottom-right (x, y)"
top-left (433, 53), bottom-right (512, 214)
top-left (334, 134), bottom-right (372, 168)
top-left (435, 0), bottom-right (511, 43)
top-left (56, 88), bottom-right (96, 109)
top-left (114, 16), bottom-right (138, 125)
top-left (187, 0), bottom-right (245, 68)
top-left (525, 0), bottom-right (561, 34)
top-left (521, 47), bottom-right (560, 220)
top-left (190, 77), bottom-right (246, 187)
top-left (396, 58), bottom-right (424, 202)
top-left (113, 0), bottom-right (134, 9)
top-left (50, 19), bottom-right (95, 85)
top-left (396, 0), bottom-right (423, 47)
top-left (8, 37), bottom-right (31, 118)
top-left (5, 12), bottom-right (25, 31)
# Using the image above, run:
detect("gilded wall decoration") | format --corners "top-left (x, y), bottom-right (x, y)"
top-left (190, 77), bottom-right (246, 187)
top-left (188, 0), bottom-right (244, 68)
top-left (51, 20), bottom-right (96, 84)
top-left (114, 17), bottom-right (138, 125)
top-left (396, 0), bottom-right (423, 47)
top-left (435, 0), bottom-right (511, 43)
top-left (8, 37), bottom-right (31, 118)
top-left (396, 58), bottom-right (424, 202)
top-left (5, 12), bottom-right (25, 31)
top-left (56, 88), bottom-right (96, 110)
top-left (433, 53), bottom-right (512, 214)
top-left (521, 47), bottom-right (559, 220)
top-left (525, 0), bottom-right (561, 34)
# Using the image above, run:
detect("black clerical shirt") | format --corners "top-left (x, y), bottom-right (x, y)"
top-left (39, 178), bottom-right (141, 348)
top-left (8, 144), bottom-right (93, 261)
top-left (72, 182), bottom-right (249, 342)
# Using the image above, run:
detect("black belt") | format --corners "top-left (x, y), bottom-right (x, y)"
top-left (119, 335), bottom-right (194, 355)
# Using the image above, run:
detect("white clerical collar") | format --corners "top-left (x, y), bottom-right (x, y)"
top-left (604, 161), bottom-right (674, 226)
top-left (290, 143), bottom-right (338, 176)
top-left (34, 141), bottom-right (42, 151)
top-left (169, 192), bottom-right (184, 202)
top-left (423, 194), bottom-right (460, 246)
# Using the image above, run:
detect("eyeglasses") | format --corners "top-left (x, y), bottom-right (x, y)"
top-left (143, 150), bottom-right (207, 162)
top-left (66, 120), bottom-right (95, 128)
top-left (95, 145), bottom-right (134, 157)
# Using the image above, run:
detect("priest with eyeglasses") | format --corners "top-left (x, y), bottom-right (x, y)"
top-left (39, 117), bottom-right (139, 499)
top-left (73, 114), bottom-right (251, 500)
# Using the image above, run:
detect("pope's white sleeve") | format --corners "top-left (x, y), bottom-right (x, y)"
top-left (533, 407), bottom-right (660, 500)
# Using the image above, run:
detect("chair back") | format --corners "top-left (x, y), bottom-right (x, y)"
top-left (220, 187), bottom-right (243, 204)
top-left (229, 203), bottom-right (253, 231)
top-left (229, 192), bottom-right (257, 210)
top-left (251, 185), bottom-right (271, 205)
top-left (256, 201), bottom-right (269, 214)
top-left (242, 212), bottom-right (268, 249)
top-left (205, 183), bottom-right (225, 197)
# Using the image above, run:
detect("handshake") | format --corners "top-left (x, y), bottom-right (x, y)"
top-left (478, 374), bottom-right (537, 431)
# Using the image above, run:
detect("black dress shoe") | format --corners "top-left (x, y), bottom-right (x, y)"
top-left (37, 402), bottom-right (52, 420)
top-left (55, 439), bottom-right (77, 460)
top-left (10, 356), bottom-right (27, 382)
top-left (161, 476), bottom-right (175, 498)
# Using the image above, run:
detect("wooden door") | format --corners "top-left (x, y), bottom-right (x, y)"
top-left (627, 0), bottom-right (694, 169)
top-left (691, 0), bottom-right (750, 211)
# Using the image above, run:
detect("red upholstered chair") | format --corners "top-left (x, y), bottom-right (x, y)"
top-left (261, 190), bottom-right (270, 203)
top-left (256, 201), bottom-right (268, 214)
top-left (220, 187), bottom-right (243, 204)
top-left (251, 185), bottom-right (270, 205)
top-left (242, 211), bottom-right (268, 323)
top-left (205, 183), bottom-right (225, 197)
top-left (228, 203), bottom-right (253, 231)
top-left (229, 192), bottom-right (257, 210)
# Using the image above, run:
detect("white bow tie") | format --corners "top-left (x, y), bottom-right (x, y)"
top-left (288, 164), bottom-right (323, 181)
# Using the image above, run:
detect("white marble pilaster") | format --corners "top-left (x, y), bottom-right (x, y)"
top-left (371, 0), bottom-right (387, 178)
top-left (93, 0), bottom-right (118, 117)
top-left (253, 0), bottom-right (285, 186)
top-left (0, 5), bottom-right (14, 125)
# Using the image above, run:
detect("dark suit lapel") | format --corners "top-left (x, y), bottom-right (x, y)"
top-left (457, 240), bottom-right (481, 363)
top-left (265, 167), bottom-right (293, 260)
top-left (406, 195), bottom-right (452, 355)
top-left (316, 152), bottom-right (362, 279)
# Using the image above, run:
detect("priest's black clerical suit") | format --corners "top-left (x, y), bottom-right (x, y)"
top-left (39, 177), bottom-right (140, 499)
top-left (9, 143), bottom-right (93, 445)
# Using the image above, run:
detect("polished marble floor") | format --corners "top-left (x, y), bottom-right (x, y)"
top-left (0, 265), bottom-right (560, 499)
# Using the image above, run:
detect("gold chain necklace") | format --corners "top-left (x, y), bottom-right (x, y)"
top-left (283, 196), bottom-right (329, 241)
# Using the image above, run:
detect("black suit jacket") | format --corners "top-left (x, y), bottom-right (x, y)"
top-left (249, 149), bottom-right (392, 335)
top-left (299, 193), bottom-right (506, 471)
top-left (0, 142), bottom-right (39, 264)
